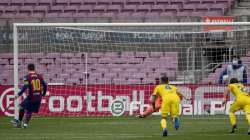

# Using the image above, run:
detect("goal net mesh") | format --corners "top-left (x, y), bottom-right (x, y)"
top-left (14, 24), bottom-right (250, 117)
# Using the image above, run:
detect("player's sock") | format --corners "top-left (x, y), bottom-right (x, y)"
top-left (245, 112), bottom-right (250, 125)
top-left (230, 124), bottom-right (237, 134)
top-left (174, 117), bottom-right (180, 130)
top-left (229, 112), bottom-right (237, 127)
top-left (18, 109), bottom-right (25, 122)
top-left (248, 126), bottom-right (250, 135)
top-left (23, 112), bottom-right (32, 127)
top-left (161, 119), bottom-right (167, 130)
top-left (162, 128), bottom-right (168, 137)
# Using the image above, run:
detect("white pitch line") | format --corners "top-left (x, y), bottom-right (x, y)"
top-left (29, 117), bottom-right (245, 120)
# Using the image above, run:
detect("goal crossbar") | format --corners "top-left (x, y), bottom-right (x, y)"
top-left (13, 22), bottom-right (250, 27)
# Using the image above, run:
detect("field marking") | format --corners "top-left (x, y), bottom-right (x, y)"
top-left (24, 116), bottom-right (246, 120)
top-left (0, 133), bottom-right (248, 138)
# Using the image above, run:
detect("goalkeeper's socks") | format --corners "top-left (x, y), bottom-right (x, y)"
top-left (174, 117), bottom-right (180, 130)
top-left (162, 128), bottom-right (168, 137)
top-left (248, 127), bottom-right (250, 135)
top-left (230, 124), bottom-right (237, 134)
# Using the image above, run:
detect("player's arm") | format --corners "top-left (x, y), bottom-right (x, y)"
top-left (150, 86), bottom-right (159, 111)
top-left (222, 86), bottom-right (230, 105)
top-left (177, 90), bottom-right (189, 101)
top-left (41, 78), bottom-right (47, 96)
top-left (243, 66), bottom-right (247, 84)
top-left (150, 95), bottom-right (157, 111)
top-left (17, 76), bottom-right (29, 98)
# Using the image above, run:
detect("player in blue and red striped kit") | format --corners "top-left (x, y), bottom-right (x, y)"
top-left (11, 64), bottom-right (47, 128)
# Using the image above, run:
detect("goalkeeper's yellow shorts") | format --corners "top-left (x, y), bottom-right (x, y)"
top-left (230, 96), bottom-right (250, 113)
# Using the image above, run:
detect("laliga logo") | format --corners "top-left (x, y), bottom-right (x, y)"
top-left (0, 88), bottom-right (15, 117)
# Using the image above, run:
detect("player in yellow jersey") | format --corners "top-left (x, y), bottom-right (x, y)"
top-left (222, 78), bottom-right (250, 135)
top-left (151, 76), bottom-right (187, 137)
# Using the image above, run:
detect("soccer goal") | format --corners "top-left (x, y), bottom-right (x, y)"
top-left (13, 22), bottom-right (250, 118)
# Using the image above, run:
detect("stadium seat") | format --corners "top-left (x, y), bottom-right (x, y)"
top-left (5, 6), bottom-right (19, 13)
top-left (50, 5), bottom-right (65, 13)
top-left (159, 12), bottom-right (176, 17)
top-left (11, 0), bottom-right (25, 6)
top-left (127, 0), bottom-right (141, 5)
top-left (73, 12), bottom-right (88, 18)
top-left (45, 12), bottom-right (59, 18)
top-left (142, 0), bottom-right (156, 5)
top-left (38, 0), bottom-right (53, 6)
top-left (151, 5), bottom-right (165, 12)
top-left (156, 0), bottom-right (169, 5)
top-left (55, 0), bottom-right (69, 6)
top-left (112, 0), bottom-right (127, 5)
top-left (182, 4), bottom-right (196, 12)
top-left (0, 0), bottom-right (10, 6)
top-left (64, 5), bottom-right (78, 13)
top-left (78, 5), bottom-right (93, 13)
top-left (122, 5), bottom-right (137, 12)
top-left (107, 5), bottom-right (121, 12)
top-left (0, 59), bottom-right (9, 65)
top-left (1, 13), bottom-right (15, 18)
top-left (83, 0), bottom-right (98, 5)
top-left (165, 5), bottom-right (179, 12)
top-left (92, 5), bottom-right (107, 13)
top-left (19, 6), bottom-right (33, 13)
top-left (24, 0), bottom-right (38, 6)
top-left (98, 0), bottom-right (111, 5)
top-left (137, 5), bottom-right (151, 12)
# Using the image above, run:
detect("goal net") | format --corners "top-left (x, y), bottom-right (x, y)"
top-left (13, 23), bottom-right (250, 117)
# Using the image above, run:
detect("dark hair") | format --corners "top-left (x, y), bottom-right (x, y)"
top-left (28, 64), bottom-right (35, 71)
top-left (230, 78), bottom-right (239, 84)
top-left (160, 76), bottom-right (169, 84)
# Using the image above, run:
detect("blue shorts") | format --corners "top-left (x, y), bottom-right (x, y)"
top-left (20, 96), bottom-right (42, 113)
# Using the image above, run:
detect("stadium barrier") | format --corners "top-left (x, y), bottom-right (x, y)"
top-left (0, 84), bottom-right (247, 117)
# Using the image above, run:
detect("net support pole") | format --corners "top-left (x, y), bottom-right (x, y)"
top-left (13, 24), bottom-right (19, 120)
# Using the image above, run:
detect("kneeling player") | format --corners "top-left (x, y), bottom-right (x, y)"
top-left (137, 96), bottom-right (162, 118)
top-left (223, 78), bottom-right (250, 135)
top-left (151, 76), bottom-right (185, 137)
top-left (137, 88), bottom-right (186, 118)
top-left (11, 64), bottom-right (47, 128)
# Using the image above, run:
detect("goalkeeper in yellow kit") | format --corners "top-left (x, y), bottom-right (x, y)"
top-left (151, 76), bottom-right (187, 137)
top-left (223, 78), bottom-right (250, 135)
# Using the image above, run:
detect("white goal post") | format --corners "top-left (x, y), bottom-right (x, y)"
top-left (13, 22), bottom-right (250, 118)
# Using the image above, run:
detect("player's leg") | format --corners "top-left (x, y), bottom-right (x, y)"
top-left (243, 101), bottom-right (250, 135)
top-left (160, 102), bottom-right (170, 137)
top-left (10, 101), bottom-right (26, 128)
top-left (22, 111), bottom-right (32, 128)
top-left (229, 102), bottom-right (240, 133)
top-left (161, 114), bottom-right (168, 137)
top-left (170, 99), bottom-right (180, 130)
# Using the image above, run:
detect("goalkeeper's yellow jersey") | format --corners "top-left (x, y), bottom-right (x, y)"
top-left (229, 83), bottom-right (249, 99)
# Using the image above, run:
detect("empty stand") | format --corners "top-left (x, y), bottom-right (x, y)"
top-left (0, 52), bottom-right (178, 85)
top-left (0, 0), bottom-right (233, 20)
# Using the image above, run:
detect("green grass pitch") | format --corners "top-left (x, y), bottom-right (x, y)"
top-left (0, 116), bottom-right (249, 140)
